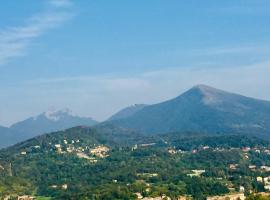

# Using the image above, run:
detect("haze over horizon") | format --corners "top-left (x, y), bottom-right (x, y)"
top-left (1, 0), bottom-right (270, 126)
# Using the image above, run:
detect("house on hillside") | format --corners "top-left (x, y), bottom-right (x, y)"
top-left (229, 164), bottom-right (238, 170)
top-left (141, 194), bottom-right (171, 200)
top-left (17, 195), bottom-right (34, 200)
top-left (187, 170), bottom-right (205, 177)
top-left (257, 176), bottom-right (263, 182)
top-left (261, 165), bottom-right (270, 172)
top-left (90, 145), bottom-right (110, 158)
top-left (207, 193), bottom-right (245, 200)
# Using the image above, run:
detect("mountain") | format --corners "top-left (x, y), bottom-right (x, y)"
top-left (107, 104), bottom-right (147, 121)
top-left (0, 126), bottom-right (13, 147)
top-left (10, 109), bottom-right (98, 139)
top-left (0, 109), bottom-right (99, 149)
top-left (0, 126), bottom-right (9, 134)
top-left (109, 85), bottom-right (270, 138)
top-left (0, 126), bottom-right (26, 149)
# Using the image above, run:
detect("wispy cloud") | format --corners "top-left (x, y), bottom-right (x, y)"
top-left (194, 46), bottom-right (259, 56)
top-left (49, 0), bottom-right (73, 8)
top-left (1, 59), bottom-right (270, 126)
top-left (0, 0), bottom-right (74, 66)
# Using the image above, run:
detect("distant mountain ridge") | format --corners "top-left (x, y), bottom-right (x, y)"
top-left (0, 109), bottom-right (98, 148)
top-left (2, 85), bottom-right (270, 149)
top-left (109, 85), bottom-right (270, 138)
top-left (107, 104), bottom-right (147, 121)
top-left (0, 126), bottom-right (26, 149)
top-left (10, 108), bottom-right (98, 137)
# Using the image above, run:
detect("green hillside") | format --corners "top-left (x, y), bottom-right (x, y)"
top-left (1, 125), bottom-right (270, 199)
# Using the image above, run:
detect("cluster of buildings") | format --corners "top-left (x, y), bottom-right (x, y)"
top-left (136, 193), bottom-right (192, 200)
top-left (137, 173), bottom-right (159, 178)
top-left (90, 145), bottom-right (110, 158)
top-left (3, 195), bottom-right (34, 200)
top-left (75, 145), bottom-right (110, 162)
top-left (54, 139), bottom-right (110, 159)
top-left (19, 138), bottom-right (110, 161)
top-left (242, 146), bottom-right (270, 158)
top-left (206, 193), bottom-right (245, 200)
top-left (257, 176), bottom-right (270, 191)
top-left (54, 139), bottom-right (81, 154)
top-left (167, 147), bottom-right (186, 155)
top-left (229, 163), bottom-right (270, 175)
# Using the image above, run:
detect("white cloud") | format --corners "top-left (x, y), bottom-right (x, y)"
top-left (0, 0), bottom-right (74, 65)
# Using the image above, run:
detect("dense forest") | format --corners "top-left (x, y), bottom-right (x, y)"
top-left (1, 125), bottom-right (270, 199)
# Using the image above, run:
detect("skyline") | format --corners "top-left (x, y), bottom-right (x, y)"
top-left (1, 0), bottom-right (270, 126)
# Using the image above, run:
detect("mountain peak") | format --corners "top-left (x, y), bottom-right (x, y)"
top-left (192, 84), bottom-right (223, 93)
top-left (109, 85), bottom-right (270, 136)
top-left (42, 108), bottom-right (72, 121)
top-left (193, 84), bottom-right (213, 89)
top-left (8, 109), bottom-right (98, 148)
top-left (187, 84), bottom-right (228, 105)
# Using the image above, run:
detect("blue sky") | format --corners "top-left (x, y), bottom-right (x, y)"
top-left (1, 0), bottom-right (270, 126)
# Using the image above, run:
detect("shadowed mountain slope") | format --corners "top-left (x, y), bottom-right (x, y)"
top-left (109, 85), bottom-right (270, 138)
